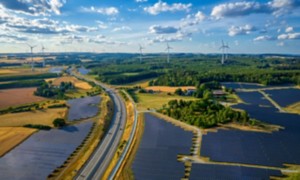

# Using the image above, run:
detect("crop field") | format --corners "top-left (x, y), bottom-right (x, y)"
top-left (221, 82), bottom-right (265, 89)
top-left (145, 86), bottom-right (195, 93)
top-left (264, 88), bottom-right (300, 107)
top-left (200, 90), bottom-right (300, 168)
top-left (285, 102), bottom-right (300, 114)
top-left (0, 108), bottom-right (67, 127)
top-left (0, 127), bottom-right (37, 157)
top-left (0, 67), bottom-right (50, 75)
top-left (0, 121), bottom-right (93, 180)
top-left (49, 76), bottom-right (92, 90)
top-left (131, 114), bottom-right (193, 179)
top-left (189, 164), bottom-right (282, 179)
top-left (136, 92), bottom-right (197, 111)
top-left (0, 87), bottom-right (47, 109)
top-left (67, 96), bottom-right (101, 121)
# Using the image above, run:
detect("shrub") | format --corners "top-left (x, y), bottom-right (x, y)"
top-left (53, 118), bottom-right (66, 128)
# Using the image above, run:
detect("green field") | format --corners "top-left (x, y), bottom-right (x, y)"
top-left (136, 92), bottom-right (198, 111)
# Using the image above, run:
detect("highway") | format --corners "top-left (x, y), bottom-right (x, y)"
top-left (73, 72), bottom-right (127, 180)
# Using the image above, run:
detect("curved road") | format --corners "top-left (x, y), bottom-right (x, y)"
top-left (73, 72), bottom-right (127, 180)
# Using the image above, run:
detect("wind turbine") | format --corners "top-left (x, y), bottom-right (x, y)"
top-left (219, 40), bottom-right (226, 65)
top-left (138, 44), bottom-right (145, 63)
top-left (27, 43), bottom-right (36, 71)
top-left (41, 44), bottom-right (46, 67)
top-left (224, 42), bottom-right (230, 60)
top-left (166, 43), bottom-right (173, 63)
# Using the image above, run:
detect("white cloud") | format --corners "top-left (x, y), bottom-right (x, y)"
top-left (211, 2), bottom-right (269, 19)
top-left (112, 26), bottom-right (132, 32)
top-left (254, 35), bottom-right (275, 41)
top-left (278, 32), bottom-right (300, 40)
top-left (149, 25), bottom-right (180, 34)
top-left (144, 1), bottom-right (192, 15)
top-left (181, 11), bottom-right (206, 27)
top-left (0, 0), bottom-right (66, 16)
top-left (211, 0), bottom-right (300, 19)
top-left (285, 26), bottom-right (294, 33)
top-left (82, 6), bottom-right (119, 16)
top-left (228, 24), bottom-right (257, 36)
top-left (135, 0), bottom-right (147, 2)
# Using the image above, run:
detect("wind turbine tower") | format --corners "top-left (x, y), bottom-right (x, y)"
top-left (166, 43), bottom-right (173, 63)
top-left (41, 44), bottom-right (46, 67)
top-left (139, 44), bottom-right (144, 63)
top-left (27, 44), bottom-right (36, 71)
top-left (225, 42), bottom-right (230, 60)
top-left (219, 40), bottom-right (227, 65)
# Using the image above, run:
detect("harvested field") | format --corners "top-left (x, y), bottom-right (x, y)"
top-left (0, 108), bottom-right (67, 127)
top-left (49, 76), bottom-right (92, 90)
top-left (0, 127), bottom-right (37, 157)
top-left (0, 87), bottom-right (47, 109)
top-left (145, 86), bottom-right (195, 93)
top-left (0, 69), bottom-right (19, 75)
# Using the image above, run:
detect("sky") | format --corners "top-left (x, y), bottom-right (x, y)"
top-left (0, 0), bottom-right (299, 54)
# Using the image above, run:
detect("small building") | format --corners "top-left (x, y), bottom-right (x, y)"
top-left (212, 90), bottom-right (226, 97)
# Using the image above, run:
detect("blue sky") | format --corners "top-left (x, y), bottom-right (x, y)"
top-left (0, 0), bottom-right (299, 54)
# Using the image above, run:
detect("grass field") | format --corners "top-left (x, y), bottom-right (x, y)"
top-left (0, 87), bottom-right (47, 109)
top-left (0, 127), bottom-right (37, 157)
top-left (136, 92), bottom-right (198, 111)
top-left (0, 108), bottom-right (67, 127)
top-left (47, 76), bottom-right (92, 90)
top-left (145, 86), bottom-right (196, 93)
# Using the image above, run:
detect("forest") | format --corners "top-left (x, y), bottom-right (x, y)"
top-left (159, 99), bottom-right (250, 128)
top-left (34, 81), bottom-right (74, 99)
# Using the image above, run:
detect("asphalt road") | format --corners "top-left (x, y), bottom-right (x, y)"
top-left (73, 73), bottom-right (127, 180)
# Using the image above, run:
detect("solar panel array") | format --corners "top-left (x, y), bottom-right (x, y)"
top-left (78, 67), bottom-right (90, 75)
top-left (0, 121), bottom-right (93, 179)
top-left (189, 164), bottom-right (282, 180)
top-left (201, 91), bottom-right (300, 168)
top-left (132, 113), bottom-right (193, 180)
top-left (67, 96), bottom-right (101, 121)
top-left (265, 88), bottom-right (300, 107)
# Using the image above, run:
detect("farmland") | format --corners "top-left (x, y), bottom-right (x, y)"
top-left (47, 76), bottom-right (92, 90)
top-left (0, 87), bottom-right (47, 109)
top-left (0, 127), bottom-right (37, 157)
top-left (136, 92), bottom-right (197, 111)
top-left (0, 108), bottom-right (67, 127)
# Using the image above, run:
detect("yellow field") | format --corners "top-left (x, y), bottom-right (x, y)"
top-left (0, 69), bottom-right (19, 74)
top-left (0, 108), bottom-right (67, 127)
top-left (0, 127), bottom-right (37, 157)
top-left (48, 76), bottom-right (92, 90)
top-left (137, 92), bottom-right (197, 111)
top-left (284, 102), bottom-right (300, 114)
top-left (114, 78), bottom-right (154, 89)
top-left (145, 86), bottom-right (196, 93)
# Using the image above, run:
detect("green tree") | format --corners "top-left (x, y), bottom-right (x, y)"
top-left (53, 118), bottom-right (66, 128)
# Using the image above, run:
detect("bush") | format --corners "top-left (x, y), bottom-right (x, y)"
top-left (53, 118), bottom-right (66, 128)
top-left (24, 124), bottom-right (51, 130)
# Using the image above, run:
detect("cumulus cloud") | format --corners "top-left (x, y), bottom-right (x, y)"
top-left (211, 0), bottom-right (300, 19)
top-left (112, 26), bottom-right (132, 32)
top-left (278, 32), bottom-right (300, 40)
top-left (0, 33), bottom-right (28, 43)
top-left (144, 1), bottom-right (192, 15)
top-left (149, 25), bottom-right (180, 34)
top-left (285, 26), bottom-right (294, 33)
top-left (211, 2), bottom-right (269, 19)
top-left (254, 35), bottom-right (275, 41)
top-left (181, 11), bottom-right (206, 27)
top-left (228, 24), bottom-right (257, 36)
top-left (82, 6), bottom-right (119, 16)
top-left (0, 0), bottom-right (66, 16)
